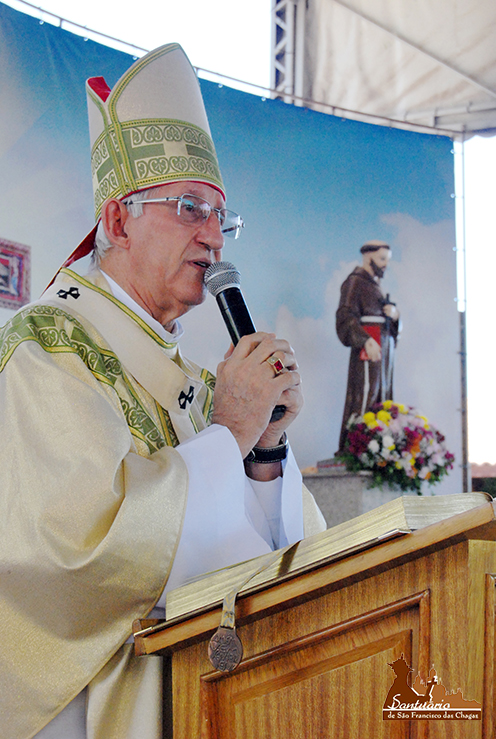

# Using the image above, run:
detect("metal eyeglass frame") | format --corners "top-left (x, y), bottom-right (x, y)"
top-left (129, 193), bottom-right (245, 239)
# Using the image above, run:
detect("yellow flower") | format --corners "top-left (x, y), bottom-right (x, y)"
top-left (377, 410), bottom-right (392, 425)
top-left (363, 412), bottom-right (376, 426)
top-left (397, 404), bottom-right (407, 414)
top-left (395, 461), bottom-right (402, 469)
top-left (382, 400), bottom-right (393, 410)
top-left (418, 414), bottom-right (429, 429)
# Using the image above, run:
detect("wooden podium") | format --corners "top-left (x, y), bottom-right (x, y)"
top-left (134, 501), bottom-right (496, 738)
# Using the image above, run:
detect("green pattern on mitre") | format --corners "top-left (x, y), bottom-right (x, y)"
top-left (91, 119), bottom-right (222, 219)
top-left (86, 43), bottom-right (225, 221)
top-left (0, 305), bottom-right (176, 454)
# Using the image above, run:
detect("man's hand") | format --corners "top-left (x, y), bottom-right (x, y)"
top-left (364, 336), bottom-right (381, 362)
top-left (383, 303), bottom-right (399, 321)
top-left (211, 332), bottom-right (303, 460)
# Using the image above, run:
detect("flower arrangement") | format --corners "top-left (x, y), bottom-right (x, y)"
top-left (338, 401), bottom-right (455, 494)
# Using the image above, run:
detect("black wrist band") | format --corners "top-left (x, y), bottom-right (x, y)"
top-left (244, 433), bottom-right (288, 464)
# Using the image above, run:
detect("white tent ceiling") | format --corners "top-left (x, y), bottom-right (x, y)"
top-left (300, 0), bottom-right (496, 138)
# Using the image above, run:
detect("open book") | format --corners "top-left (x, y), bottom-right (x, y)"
top-left (165, 492), bottom-right (491, 622)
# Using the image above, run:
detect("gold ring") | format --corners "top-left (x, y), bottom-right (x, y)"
top-left (266, 355), bottom-right (286, 376)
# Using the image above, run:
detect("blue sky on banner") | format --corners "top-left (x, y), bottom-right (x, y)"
top-left (1, 0), bottom-right (495, 466)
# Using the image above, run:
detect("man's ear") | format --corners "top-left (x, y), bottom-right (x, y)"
top-left (100, 199), bottom-right (131, 249)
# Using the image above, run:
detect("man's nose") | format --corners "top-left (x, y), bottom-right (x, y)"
top-left (198, 212), bottom-right (225, 252)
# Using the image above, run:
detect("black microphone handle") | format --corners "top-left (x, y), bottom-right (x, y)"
top-left (216, 288), bottom-right (256, 345)
top-left (215, 287), bottom-right (286, 423)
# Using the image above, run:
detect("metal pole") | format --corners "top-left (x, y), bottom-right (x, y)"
top-left (460, 309), bottom-right (470, 491)
top-left (458, 138), bottom-right (471, 492)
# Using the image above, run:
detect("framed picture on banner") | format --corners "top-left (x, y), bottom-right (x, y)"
top-left (0, 238), bottom-right (31, 310)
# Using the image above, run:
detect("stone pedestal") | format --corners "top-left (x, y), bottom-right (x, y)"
top-left (303, 461), bottom-right (412, 529)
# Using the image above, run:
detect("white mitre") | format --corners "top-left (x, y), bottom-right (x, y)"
top-left (87, 43), bottom-right (225, 221)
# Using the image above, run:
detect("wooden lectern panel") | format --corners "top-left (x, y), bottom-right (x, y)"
top-left (198, 592), bottom-right (429, 739)
top-left (214, 647), bottom-right (407, 739)
top-left (168, 541), bottom-right (487, 739)
top-left (134, 508), bottom-right (496, 739)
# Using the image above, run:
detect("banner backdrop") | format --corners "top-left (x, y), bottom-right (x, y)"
top-left (0, 2), bottom-right (461, 492)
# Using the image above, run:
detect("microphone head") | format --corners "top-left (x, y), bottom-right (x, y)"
top-left (204, 261), bottom-right (241, 297)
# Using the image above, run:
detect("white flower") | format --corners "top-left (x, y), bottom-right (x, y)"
top-left (382, 435), bottom-right (395, 450)
top-left (399, 453), bottom-right (413, 472)
top-left (388, 419), bottom-right (402, 435)
top-left (368, 439), bottom-right (380, 454)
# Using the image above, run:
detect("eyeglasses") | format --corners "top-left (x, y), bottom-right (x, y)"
top-left (129, 193), bottom-right (245, 239)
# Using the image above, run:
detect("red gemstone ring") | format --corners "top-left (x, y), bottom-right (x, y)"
top-left (266, 355), bottom-right (286, 376)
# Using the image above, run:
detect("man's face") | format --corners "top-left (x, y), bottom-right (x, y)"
top-left (368, 247), bottom-right (391, 279)
top-left (123, 181), bottom-right (225, 326)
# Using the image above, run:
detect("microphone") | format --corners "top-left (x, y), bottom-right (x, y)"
top-left (204, 261), bottom-right (286, 422)
top-left (204, 262), bottom-right (255, 344)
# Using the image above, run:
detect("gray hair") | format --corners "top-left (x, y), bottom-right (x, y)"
top-left (92, 188), bottom-right (154, 265)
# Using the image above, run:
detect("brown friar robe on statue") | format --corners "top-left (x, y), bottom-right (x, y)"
top-left (336, 266), bottom-right (400, 452)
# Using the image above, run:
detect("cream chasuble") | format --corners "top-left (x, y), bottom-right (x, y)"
top-left (0, 269), bottom-right (325, 739)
